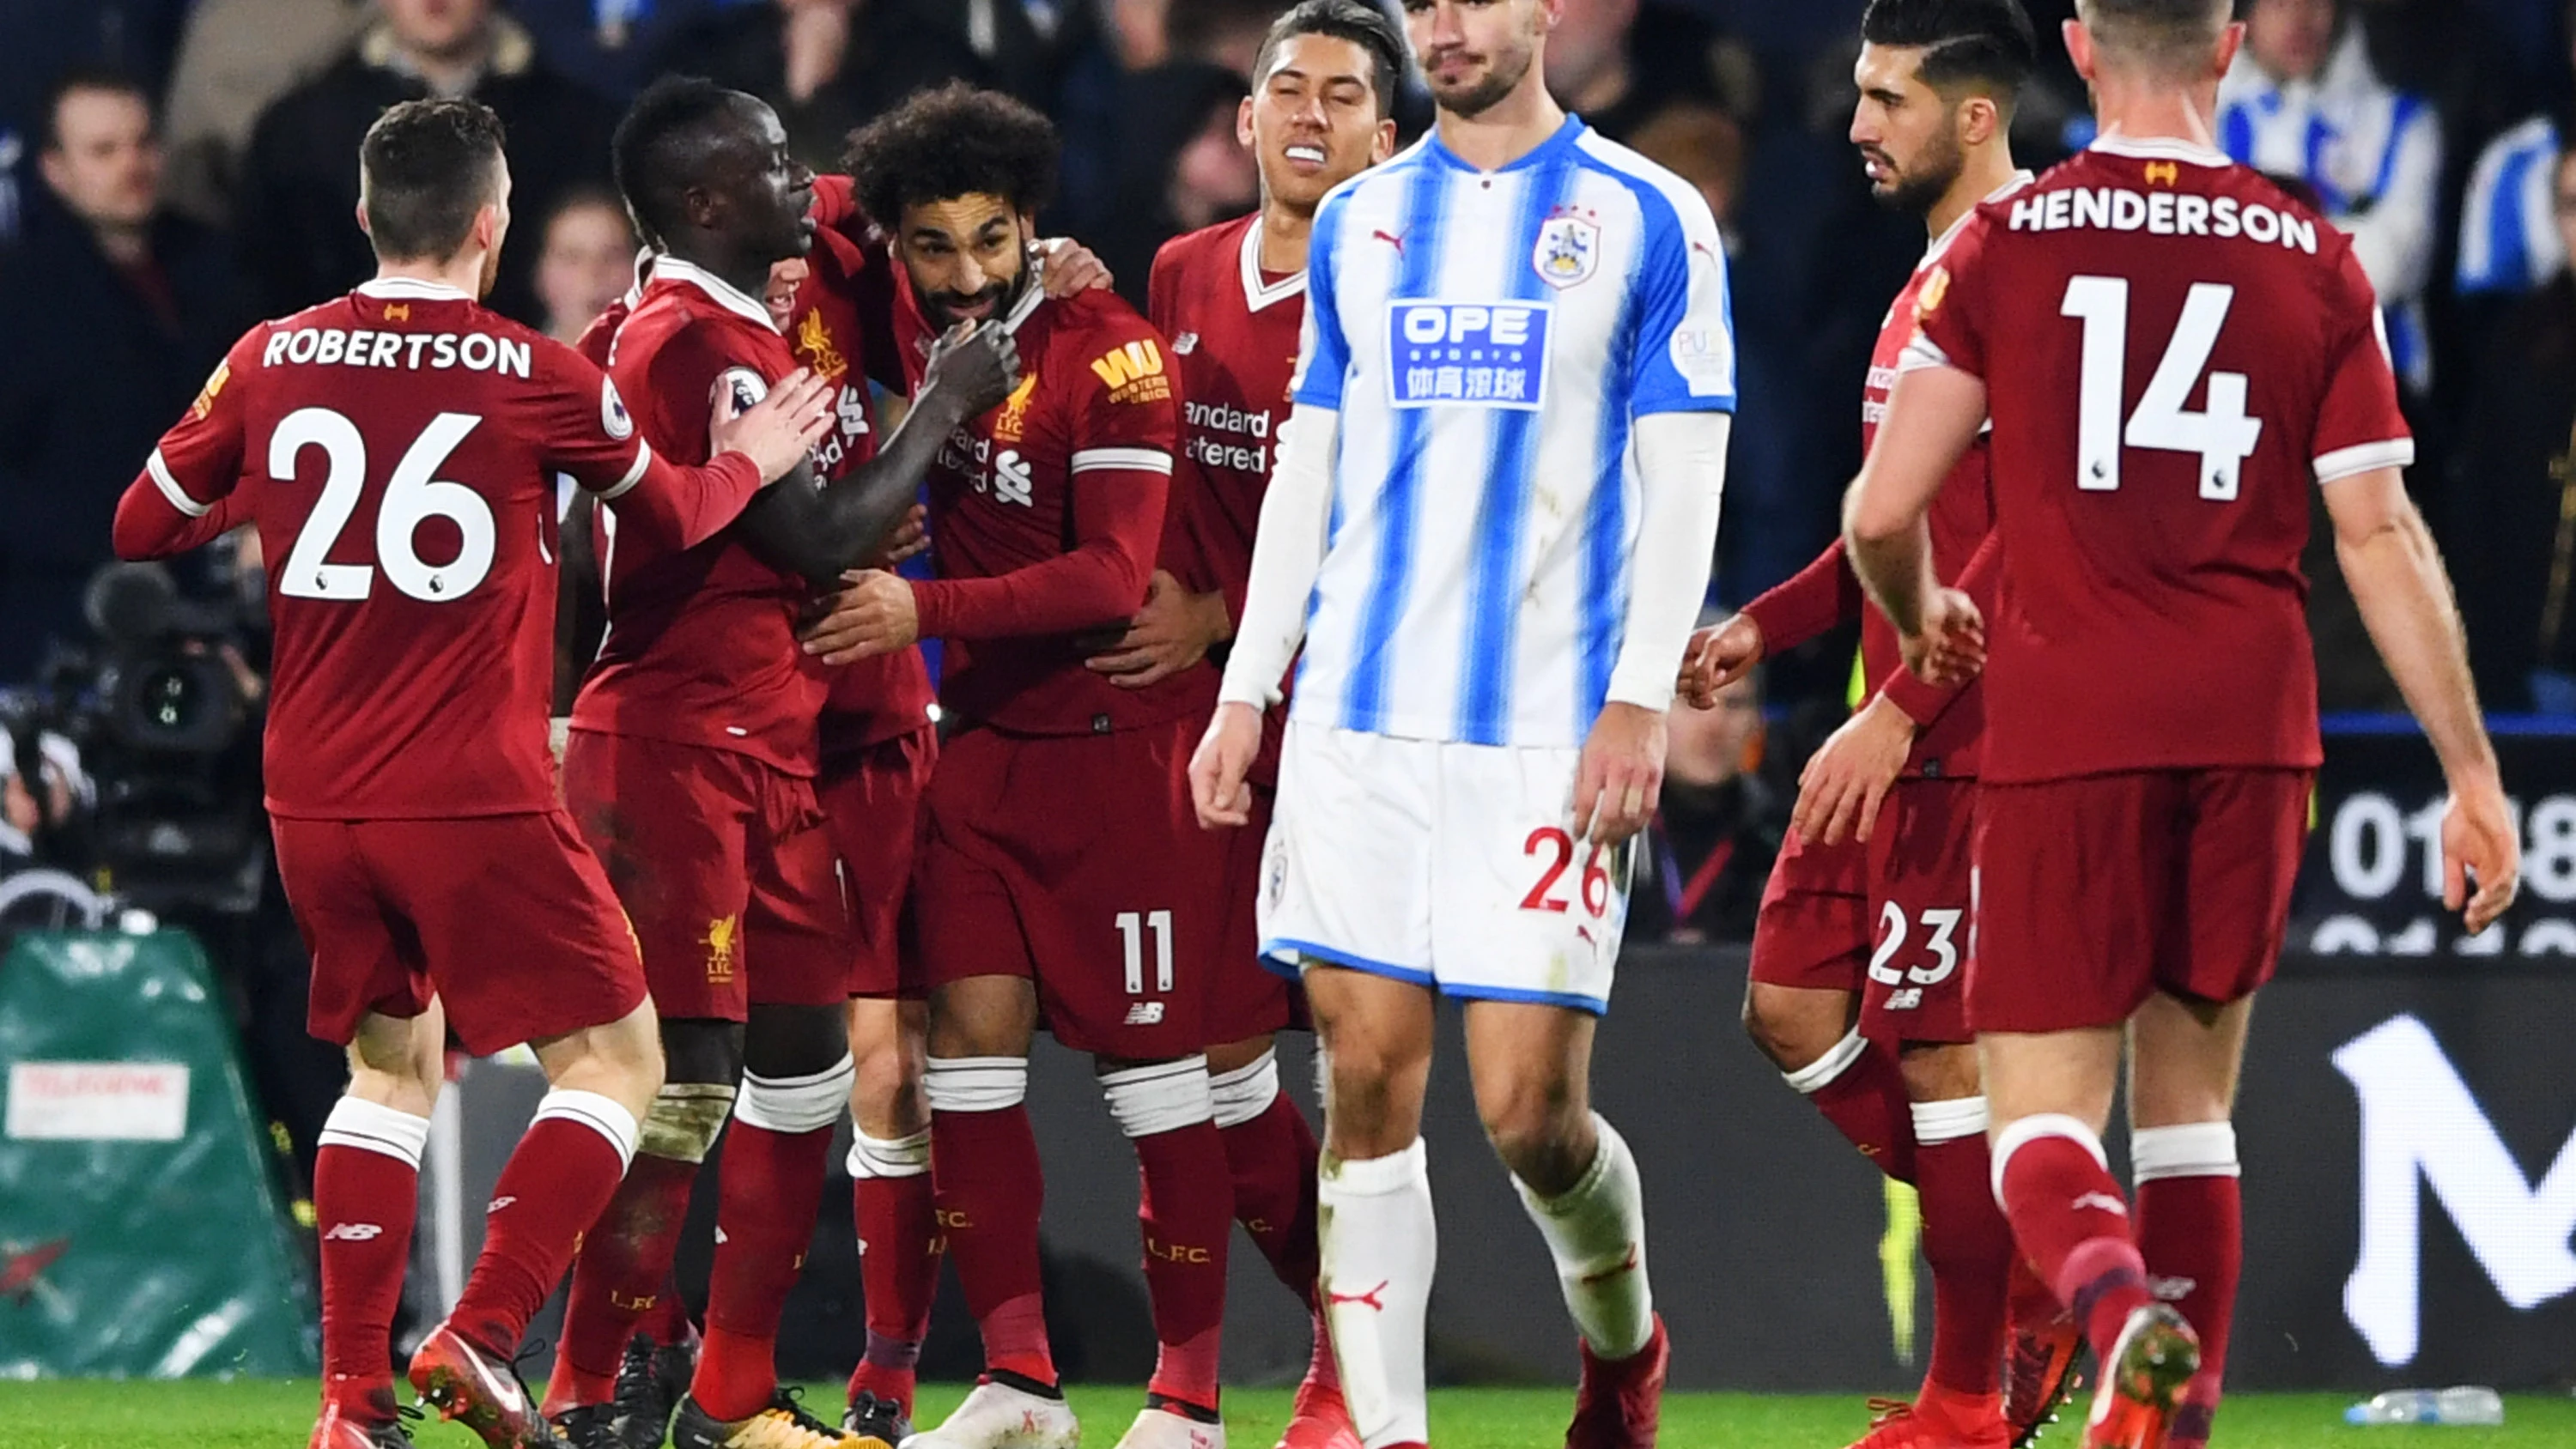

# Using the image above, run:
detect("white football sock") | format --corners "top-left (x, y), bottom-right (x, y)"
top-left (1512, 1113), bottom-right (1654, 1360)
top-left (1319, 1138), bottom-right (1434, 1449)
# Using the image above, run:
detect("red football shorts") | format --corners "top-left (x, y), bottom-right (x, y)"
top-left (914, 716), bottom-right (1228, 1058)
top-left (818, 724), bottom-right (938, 999)
top-left (1749, 824), bottom-right (1870, 995)
top-left (1209, 781), bottom-right (1297, 1044)
top-left (273, 811), bottom-right (645, 1057)
top-left (1859, 776), bottom-right (1977, 1046)
top-left (1969, 767), bottom-right (2312, 1034)
top-left (562, 730), bottom-right (853, 1022)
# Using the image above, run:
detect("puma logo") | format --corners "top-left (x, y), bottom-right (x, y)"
top-left (1370, 229), bottom-right (1406, 256)
top-left (1326, 1280), bottom-right (1390, 1313)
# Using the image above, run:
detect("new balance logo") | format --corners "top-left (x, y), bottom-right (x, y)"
top-left (2149, 1274), bottom-right (2198, 1303)
top-left (322, 1222), bottom-right (383, 1241)
top-left (2071, 1192), bottom-right (2130, 1216)
top-left (486, 1196), bottom-right (516, 1214)
top-left (1326, 1280), bottom-right (1390, 1313)
top-left (1124, 1001), bottom-right (1166, 1026)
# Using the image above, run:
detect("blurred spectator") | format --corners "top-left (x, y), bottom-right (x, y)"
top-left (532, 187), bottom-right (635, 345)
top-left (1625, 661), bottom-right (1783, 944)
top-left (2450, 149), bottom-right (2576, 713)
top-left (1095, 61), bottom-right (1256, 309)
top-left (1626, 101), bottom-right (1747, 240)
top-left (2456, 3), bottom-right (2572, 300)
top-left (0, 0), bottom-right (190, 246)
top-left (0, 70), bottom-right (249, 685)
top-left (237, 0), bottom-right (616, 327)
top-left (2216, 0), bottom-right (2442, 394)
top-left (156, 0), bottom-right (367, 230)
top-left (1548, 0), bottom-right (1747, 144)
top-left (502, 0), bottom-right (729, 103)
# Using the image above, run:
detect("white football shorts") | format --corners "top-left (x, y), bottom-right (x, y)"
top-left (1257, 721), bottom-right (1633, 1014)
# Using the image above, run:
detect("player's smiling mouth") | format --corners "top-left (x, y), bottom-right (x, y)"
top-left (1285, 143), bottom-right (1327, 169)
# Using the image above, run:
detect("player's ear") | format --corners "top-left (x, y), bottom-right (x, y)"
top-left (2063, 19), bottom-right (2097, 84)
top-left (1237, 94), bottom-right (1255, 149)
top-left (1959, 95), bottom-right (1999, 149)
top-left (2213, 21), bottom-right (2246, 79)
top-left (1370, 118), bottom-right (1398, 163)
top-left (353, 196), bottom-right (372, 239)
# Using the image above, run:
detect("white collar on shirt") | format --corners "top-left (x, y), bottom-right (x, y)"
top-left (1923, 170), bottom-right (2037, 266)
top-left (356, 276), bottom-right (472, 302)
top-left (1236, 218), bottom-right (1307, 313)
top-left (2088, 133), bottom-right (2232, 168)
top-left (652, 254), bottom-right (780, 333)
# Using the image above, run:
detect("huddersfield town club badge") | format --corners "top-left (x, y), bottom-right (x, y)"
top-left (1533, 215), bottom-right (1599, 288)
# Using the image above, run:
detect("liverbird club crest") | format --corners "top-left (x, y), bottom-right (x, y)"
top-left (1533, 213), bottom-right (1600, 288)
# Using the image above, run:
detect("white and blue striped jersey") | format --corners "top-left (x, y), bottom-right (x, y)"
top-left (2457, 116), bottom-right (2562, 294)
top-left (1287, 118), bottom-right (1735, 749)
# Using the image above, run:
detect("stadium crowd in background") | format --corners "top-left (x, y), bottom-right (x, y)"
top-left (0, 0), bottom-right (2565, 929)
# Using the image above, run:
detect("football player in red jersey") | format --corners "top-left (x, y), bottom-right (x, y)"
top-left (109, 98), bottom-right (830, 1449)
top-left (1675, 5), bottom-right (2081, 1446)
top-left (1085, 5), bottom-right (1399, 1447)
top-left (550, 192), bottom-right (1111, 1449)
top-left (1844, 3), bottom-right (2519, 1446)
top-left (547, 77), bottom-right (1017, 1449)
top-left (805, 83), bottom-right (1219, 1449)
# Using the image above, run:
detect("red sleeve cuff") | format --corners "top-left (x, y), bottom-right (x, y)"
top-left (1880, 668), bottom-right (1957, 728)
top-left (1738, 538), bottom-right (1861, 653)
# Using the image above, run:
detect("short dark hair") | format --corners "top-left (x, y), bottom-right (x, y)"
top-left (843, 82), bottom-right (1060, 230)
top-left (611, 75), bottom-right (745, 246)
top-left (39, 66), bottom-right (152, 153)
top-left (1255, 0), bottom-right (1409, 118)
top-left (1860, 0), bottom-right (2038, 108)
top-left (360, 97), bottom-right (507, 263)
top-left (2075, 0), bottom-right (2234, 70)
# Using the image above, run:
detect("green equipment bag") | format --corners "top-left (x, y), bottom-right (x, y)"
top-left (0, 928), bottom-right (317, 1375)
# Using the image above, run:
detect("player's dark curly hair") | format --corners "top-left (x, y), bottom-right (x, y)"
top-left (612, 74), bottom-right (744, 247)
top-left (360, 97), bottom-right (507, 263)
top-left (843, 82), bottom-right (1060, 229)
top-left (1861, 0), bottom-right (2038, 110)
top-left (1255, 0), bottom-right (1409, 118)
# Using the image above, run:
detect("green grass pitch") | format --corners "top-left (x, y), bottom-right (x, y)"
top-left (2, 1382), bottom-right (2572, 1448)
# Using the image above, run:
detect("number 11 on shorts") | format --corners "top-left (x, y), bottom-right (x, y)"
top-left (1117, 909), bottom-right (1176, 994)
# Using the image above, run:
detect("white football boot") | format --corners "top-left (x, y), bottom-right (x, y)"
top-left (1110, 1408), bottom-right (1225, 1449)
top-left (897, 1381), bottom-right (1078, 1449)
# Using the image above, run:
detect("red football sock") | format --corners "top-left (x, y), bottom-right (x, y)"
top-left (1788, 1031), bottom-right (1918, 1185)
top-left (691, 1115), bottom-right (839, 1422)
top-left (450, 1091), bottom-right (640, 1360)
top-left (1911, 1101), bottom-right (2013, 1398)
top-left (315, 1099), bottom-right (429, 1422)
top-left (1994, 1117), bottom-right (2151, 1362)
top-left (848, 1138), bottom-right (939, 1416)
top-left (2134, 1125), bottom-right (2243, 1446)
top-left (932, 1094), bottom-right (1054, 1386)
top-left (1219, 1085), bottom-right (1336, 1391)
top-left (1133, 1119), bottom-right (1233, 1413)
top-left (547, 1152), bottom-right (700, 1410)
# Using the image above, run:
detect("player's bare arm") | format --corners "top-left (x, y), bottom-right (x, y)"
top-left (2324, 464), bottom-right (2520, 931)
top-left (1789, 691), bottom-right (1917, 847)
top-left (731, 321), bottom-right (1019, 585)
top-left (1676, 613), bottom-right (1763, 710)
top-left (1843, 362), bottom-right (1987, 682)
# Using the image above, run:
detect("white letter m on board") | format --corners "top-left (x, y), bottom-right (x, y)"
top-left (2334, 1013), bottom-right (2576, 1366)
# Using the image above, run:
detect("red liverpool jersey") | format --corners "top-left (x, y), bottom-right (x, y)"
top-left (1911, 136), bottom-right (2413, 782)
top-left (117, 276), bottom-right (762, 820)
top-left (573, 258), bottom-right (830, 774)
top-left (894, 282), bottom-right (1200, 734)
top-left (1741, 180), bottom-right (2022, 779)
top-left (1149, 214), bottom-right (1304, 617)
